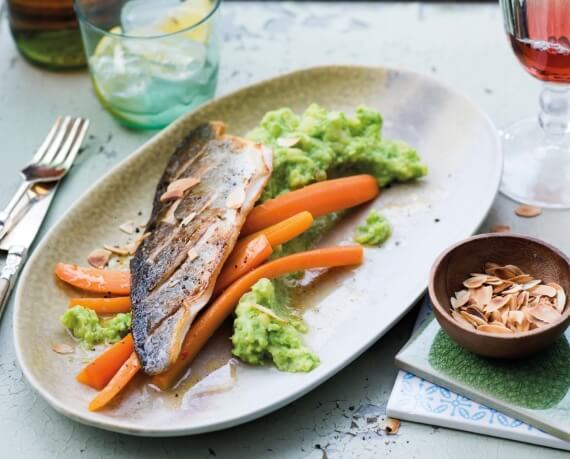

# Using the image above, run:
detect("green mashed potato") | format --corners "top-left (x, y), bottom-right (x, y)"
top-left (231, 105), bottom-right (427, 372)
top-left (247, 104), bottom-right (427, 202)
top-left (60, 305), bottom-right (131, 349)
top-left (231, 279), bottom-right (319, 372)
top-left (354, 210), bottom-right (392, 246)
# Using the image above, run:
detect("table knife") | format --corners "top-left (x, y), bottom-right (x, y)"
top-left (0, 184), bottom-right (57, 321)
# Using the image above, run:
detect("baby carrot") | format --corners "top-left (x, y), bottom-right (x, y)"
top-left (55, 263), bottom-right (131, 295)
top-left (152, 245), bottom-right (363, 390)
top-left (241, 175), bottom-right (379, 235)
top-left (214, 235), bottom-right (273, 295)
top-left (76, 334), bottom-right (135, 390)
top-left (237, 211), bottom-right (314, 249)
top-left (68, 296), bottom-right (131, 314)
top-left (88, 352), bottom-right (141, 411)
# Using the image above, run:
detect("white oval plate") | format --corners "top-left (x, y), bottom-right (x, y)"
top-left (14, 66), bottom-right (501, 436)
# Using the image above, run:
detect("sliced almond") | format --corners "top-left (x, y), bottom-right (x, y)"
top-left (547, 282), bottom-right (566, 313)
top-left (251, 303), bottom-right (288, 323)
top-left (527, 304), bottom-right (562, 324)
top-left (383, 418), bottom-right (401, 435)
top-left (460, 310), bottom-right (487, 327)
top-left (181, 212), bottom-right (197, 227)
top-left (492, 282), bottom-right (511, 294)
top-left (484, 295), bottom-right (510, 313)
top-left (119, 220), bottom-right (136, 235)
top-left (276, 137), bottom-right (301, 148)
top-left (508, 274), bottom-right (534, 284)
top-left (187, 248), bottom-right (199, 262)
top-left (470, 285), bottom-right (493, 307)
top-left (529, 285), bottom-right (556, 298)
top-left (226, 187), bottom-right (246, 209)
top-left (478, 323), bottom-right (513, 334)
top-left (454, 290), bottom-right (470, 308)
top-left (521, 279), bottom-right (541, 290)
top-left (515, 205), bottom-right (542, 218)
top-left (463, 275), bottom-right (488, 289)
top-left (517, 291), bottom-right (530, 309)
top-left (87, 248), bottom-right (111, 269)
top-left (484, 276), bottom-right (505, 286)
top-left (484, 262), bottom-right (500, 274)
top-left (452, 311), bottom-right (475, 329)
top-left (103, 244), bottom-right (131, 256)
top-left (52, 343), bottom-right (74, 354)
top-left (159, 188), bottom-right (184, 203)
top-left (507, 310), bottom-right (525, 329)
top-left (490, 224), bottom-right (511, 233)
top-left (502, 284), bottom-right (522, 295)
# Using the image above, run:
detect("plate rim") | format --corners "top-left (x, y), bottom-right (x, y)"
top-left (13, 64), bottom-right (503, 436)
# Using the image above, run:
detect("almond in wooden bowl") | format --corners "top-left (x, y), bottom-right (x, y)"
top-left (429, 233), bottom-right (570, 358)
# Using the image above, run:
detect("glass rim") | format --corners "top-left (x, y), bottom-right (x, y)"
top-left (73, 0), bottom-right (222, 40)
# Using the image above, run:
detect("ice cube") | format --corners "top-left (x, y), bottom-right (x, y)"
top-left (121, 0), bottom-right (180, 34)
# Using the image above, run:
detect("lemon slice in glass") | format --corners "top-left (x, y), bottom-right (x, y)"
top-left (156, 0), bottom-right (212, 43)
top-left (94, 26), bottom-right (123, 57)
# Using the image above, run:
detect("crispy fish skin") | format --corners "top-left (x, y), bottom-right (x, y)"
top-left (131, 123), bottom-right (273, 375)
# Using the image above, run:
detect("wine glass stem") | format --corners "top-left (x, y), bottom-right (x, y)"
top-left (538, 84), bottom-right (570, 142)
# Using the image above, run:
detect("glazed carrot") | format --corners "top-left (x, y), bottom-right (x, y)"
top-left (76, 334), bottom-right (135, 390)
top-left (152, 246), bottom-right (363, 390)
top-left (241, 175), bottom-right (379, 235)
top-left (88, 352), bottom-right (141, 411)
top-left (55, 263), bottom-right (131, 295)
top-left (68, 296), bottom-right (131, 314)
top-left (237, 211), bottom-right (314, 249)
top-left (214, 235), bottom-right (273, 295)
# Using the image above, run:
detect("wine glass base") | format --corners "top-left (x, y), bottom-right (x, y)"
top-left (500, 117), bottom-right (570, 209)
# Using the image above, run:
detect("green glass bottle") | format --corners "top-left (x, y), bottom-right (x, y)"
top-left (7, 0), bottom-right (86, 70)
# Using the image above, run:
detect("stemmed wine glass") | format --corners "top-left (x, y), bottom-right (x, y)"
top-left (500, 0), bottom-right (570, 208)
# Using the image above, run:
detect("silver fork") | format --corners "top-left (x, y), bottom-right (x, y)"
top-left (0, 116), bottom-right (89, 240)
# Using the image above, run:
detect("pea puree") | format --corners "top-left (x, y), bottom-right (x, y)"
top-left (354, 210), bottom-right (392, 246)
top-left (60, 305), bottom-right (131, 349)
top-left (247, 104), bottom-right (427, 202)
top-left (231, 279), bottom-right (319, 372)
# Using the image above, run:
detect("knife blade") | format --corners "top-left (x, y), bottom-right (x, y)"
top-left (0, 184), bottom-right (57, 320)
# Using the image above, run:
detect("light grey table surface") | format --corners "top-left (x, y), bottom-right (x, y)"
top-left (0, 2), bottom-right (567, 458)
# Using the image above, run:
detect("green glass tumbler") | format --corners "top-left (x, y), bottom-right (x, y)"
top-left (74, 0), bottom-right (222, 130)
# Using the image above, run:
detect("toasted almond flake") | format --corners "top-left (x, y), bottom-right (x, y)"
top-left (470, 285), bottom-right (493, 306)
top-left (103, 244), bottom-right (131, 256)
top-left (515, 205), bottom-right (542, 218)
top-left (548, 282), bottom-right (566, 313)
top-left (463, 275), bottom-right (487, 289)
top-left (450, 297), bottom-right (458, 309)
top-left (484, 295), bottom-right (510, 313)
top-left (502, 284), bottom-right (522, 295)
top-left (159, 188), bottom-right (184, 203)
top-left (478, 323), bottom-right (513, 334)
top-left (492, 282), bottom-right (511, 294)
top-left (508, 274), bottom-right (534, 284)
top-left (181, 212), bottom-right (197, 227)
top-left (529, 285), bottom-right (556, 298)
top-left (383, 418), bottom-right (401, 435)
top-left (251, 303), bottom-right (288, 322)
top-left (87, 248), bottom-right (111, 269)
top-left (52, 343), bottom-right (74, 354)
top-left (226, 187), bottom-right (246, 209)
top-left (452, 311), bottom-right (475, 329)
top-left (461, 310), bottom-right (487, 327)
top-left (454, 290), bottom-right (470, 308)
top-left (517, 291), bottom-right (530, 309)
top-left (276, 137), bottom-right (301, 148)
top-left (119, 220), bottom-right (136, 234)
top-left (528, 304), bottom-right (562, 324)
top-left (490, 309), bottom-right (503, 322)
top-left (484, 262), bottom-right (500, 273)
top-left (484, 276), bottom-right (505, 286)
top-left (187, 248), bottom-right (199, 262)
top-left (521, 279), bottom-right (541, 290)
top-left (507, 310), bottom-right (525, 328)
top-left (160, 176), bottom-right (200, 203)
top-left (490, 224), bottom-right (511, 233)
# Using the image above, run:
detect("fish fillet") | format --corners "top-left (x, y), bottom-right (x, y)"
top-left (131, 122), bottom-right (273, 374)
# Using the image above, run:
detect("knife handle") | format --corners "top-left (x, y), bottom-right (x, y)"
top-left (0, 245), bottom-right (27, 321)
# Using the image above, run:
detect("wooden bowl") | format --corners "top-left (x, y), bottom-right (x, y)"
top-left (429, 233), bottom-right (570, 358)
